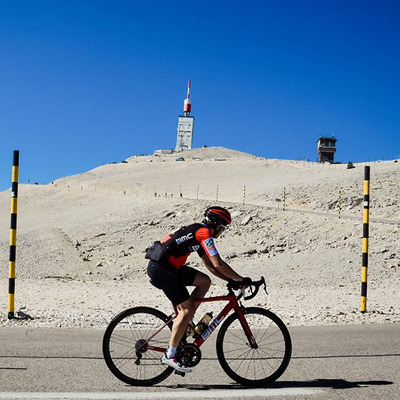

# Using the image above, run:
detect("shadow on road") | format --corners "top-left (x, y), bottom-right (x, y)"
top-left (168, 379), bottom-right (393, 391)
top-left (271, 379), bottom-right (393, 390)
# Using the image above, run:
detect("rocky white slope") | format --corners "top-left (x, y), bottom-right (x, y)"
top-left (0, 147), bottom-right (399, 327)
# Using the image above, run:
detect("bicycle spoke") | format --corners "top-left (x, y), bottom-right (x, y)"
top-left (109, 332), bottom-right (137, 347)
top-left (113, 347), bottom-right (137, 369)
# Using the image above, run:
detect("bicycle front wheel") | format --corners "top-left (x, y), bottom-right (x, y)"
top-left (102, 306), bottom-right (174, 386)
top-left (216, 307), bottom-right (292, 386)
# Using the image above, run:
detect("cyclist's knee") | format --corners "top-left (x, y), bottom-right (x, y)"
top-left (194, 272), bottom-right (211, 291)
top-left (178, 299), bottom-right (196, 319)
top-left (203, 274), bottom-right (211, 290)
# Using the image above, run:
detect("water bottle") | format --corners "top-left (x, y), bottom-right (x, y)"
top-left (186, 320), bottom-right (196, 337)
top-left (194, 312), bottom-right (213, 335)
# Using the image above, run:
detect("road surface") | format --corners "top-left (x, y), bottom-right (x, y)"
top-left (0, 323), bottom-right (399, 399)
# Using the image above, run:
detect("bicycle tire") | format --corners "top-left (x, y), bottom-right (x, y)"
top-left (216, 307), bottom-right (292, 386)
top-left (102, 306), bottom-right (174, 386)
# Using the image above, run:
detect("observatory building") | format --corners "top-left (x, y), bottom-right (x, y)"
top-left (317, 136), bottom-right (337, 163)
top-left (175, 80), bottom-right (194, 152)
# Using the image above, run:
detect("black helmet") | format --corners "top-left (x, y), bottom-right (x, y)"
top-left (204, 206), bottom-right (232, 227)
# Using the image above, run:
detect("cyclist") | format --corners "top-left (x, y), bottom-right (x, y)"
top-left (146, 206), bottom-right (251, 373)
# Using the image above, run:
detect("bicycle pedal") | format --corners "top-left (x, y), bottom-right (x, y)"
top-left (174, 370), bottom-right (186, 377)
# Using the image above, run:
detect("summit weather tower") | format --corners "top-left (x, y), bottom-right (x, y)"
top-left (175, 80), bottom-right (194, 151)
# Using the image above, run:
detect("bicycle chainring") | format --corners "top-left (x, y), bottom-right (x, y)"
top-left (176, 343), bottom-right (202, 367)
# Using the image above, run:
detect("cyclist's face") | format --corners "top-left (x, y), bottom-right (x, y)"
top-left (214, 224), bottom-right (226, 238)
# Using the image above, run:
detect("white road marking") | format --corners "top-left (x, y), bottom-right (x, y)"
top-left (0, 389), bottom-right (321, 399)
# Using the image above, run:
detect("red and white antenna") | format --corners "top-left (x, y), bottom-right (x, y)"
top-left (183, 80), bottom-right (191, 116)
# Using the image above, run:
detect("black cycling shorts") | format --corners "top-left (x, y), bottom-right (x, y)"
top-left (147, 260), bottom-right (197, 306)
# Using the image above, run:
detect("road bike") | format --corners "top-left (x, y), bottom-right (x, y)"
top-left (102, 277), bottom-right (292, 387)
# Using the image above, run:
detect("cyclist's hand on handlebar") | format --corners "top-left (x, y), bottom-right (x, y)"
top-left (241, 277), bottom-right (252, 287)
top-left (228, 277), bottom-right (252, 290)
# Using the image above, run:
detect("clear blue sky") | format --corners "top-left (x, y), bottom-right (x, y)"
top-left (1, 0), bottom-right (399, 191)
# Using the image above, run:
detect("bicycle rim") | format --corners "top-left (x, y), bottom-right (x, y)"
top-left (216, 307), bottom-right (292, 386)
top-left (102, 306), bottom-right (174, 386)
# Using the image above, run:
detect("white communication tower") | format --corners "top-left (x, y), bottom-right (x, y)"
top-left (176, 80), bottom-right (194, 151)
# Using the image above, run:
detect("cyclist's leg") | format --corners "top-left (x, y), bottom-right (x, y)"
top-left (178, 266), bottom-right (211, 308)
top-left (170, 297), bottom-right (196, 348)
top-left (162, 297), bottom-right (195, 373)
top-left (147, 262), bottom-right (196, 347)
top-left (190, 270), bottom-right (211, 303)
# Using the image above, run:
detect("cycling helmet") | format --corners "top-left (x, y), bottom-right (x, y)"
top-left (204, 206), bottom-right (232, 227)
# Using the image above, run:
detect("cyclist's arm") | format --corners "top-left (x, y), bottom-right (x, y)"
top-left (200, 253), bottom-right (243, 281)
top-left (200, 254), bottom-right (228, 280)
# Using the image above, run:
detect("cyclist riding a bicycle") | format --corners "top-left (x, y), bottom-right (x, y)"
top-left (104, 208), bottom-right (291, 385)
top-left (146, 206), bottom-right (251, 373)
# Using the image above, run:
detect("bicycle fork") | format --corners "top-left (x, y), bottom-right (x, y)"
top-left (235, 307), bottom-right (258, 349)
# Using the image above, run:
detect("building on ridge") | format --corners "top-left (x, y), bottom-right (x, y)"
top-left (317, 135), bottom-right (337, 163)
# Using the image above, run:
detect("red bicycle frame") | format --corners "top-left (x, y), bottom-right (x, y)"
top-left (192, 293), bottom-right (258, 348)
top-left (146, 293), bottom-right (258, 352)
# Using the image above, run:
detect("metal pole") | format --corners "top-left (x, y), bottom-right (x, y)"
top-left (283, 188), bottom-right (286, 211)
top-left (360, 166), bottom-right (370, 313)
top-left (8, 150), bottom-right (19, 319)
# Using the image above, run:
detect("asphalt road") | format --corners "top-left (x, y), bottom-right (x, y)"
top-left (0, 323), bottom-right (399, 400)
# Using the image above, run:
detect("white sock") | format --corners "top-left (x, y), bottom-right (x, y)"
top-left (166, 345), bottom-right (177, 359)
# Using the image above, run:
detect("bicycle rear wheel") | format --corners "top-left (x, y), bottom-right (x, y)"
top-left (102, 306), bottom-right (174, 386)
top-left (216, 307), bottom-right (291, 386)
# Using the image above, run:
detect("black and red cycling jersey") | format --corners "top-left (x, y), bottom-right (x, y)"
top-left (160, 223), bottom-right (219, 269)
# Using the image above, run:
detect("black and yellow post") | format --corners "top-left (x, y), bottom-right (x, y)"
top-left (283, 188), bottom-right (286, 211)
top-left (360, 166), bottom-right (370, 313)
top-left (8, 150), bottom-right (19, 319)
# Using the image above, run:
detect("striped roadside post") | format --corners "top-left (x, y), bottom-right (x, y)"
top-left (360, 166), bottom-right (370, 313)
top-left (8, 150), bottom-right (19, 319)
top-left (283, 188), bottom-right (286, 211)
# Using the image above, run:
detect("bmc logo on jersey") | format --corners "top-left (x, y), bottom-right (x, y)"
top-left (176, 232), bottom-right (193, 245)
